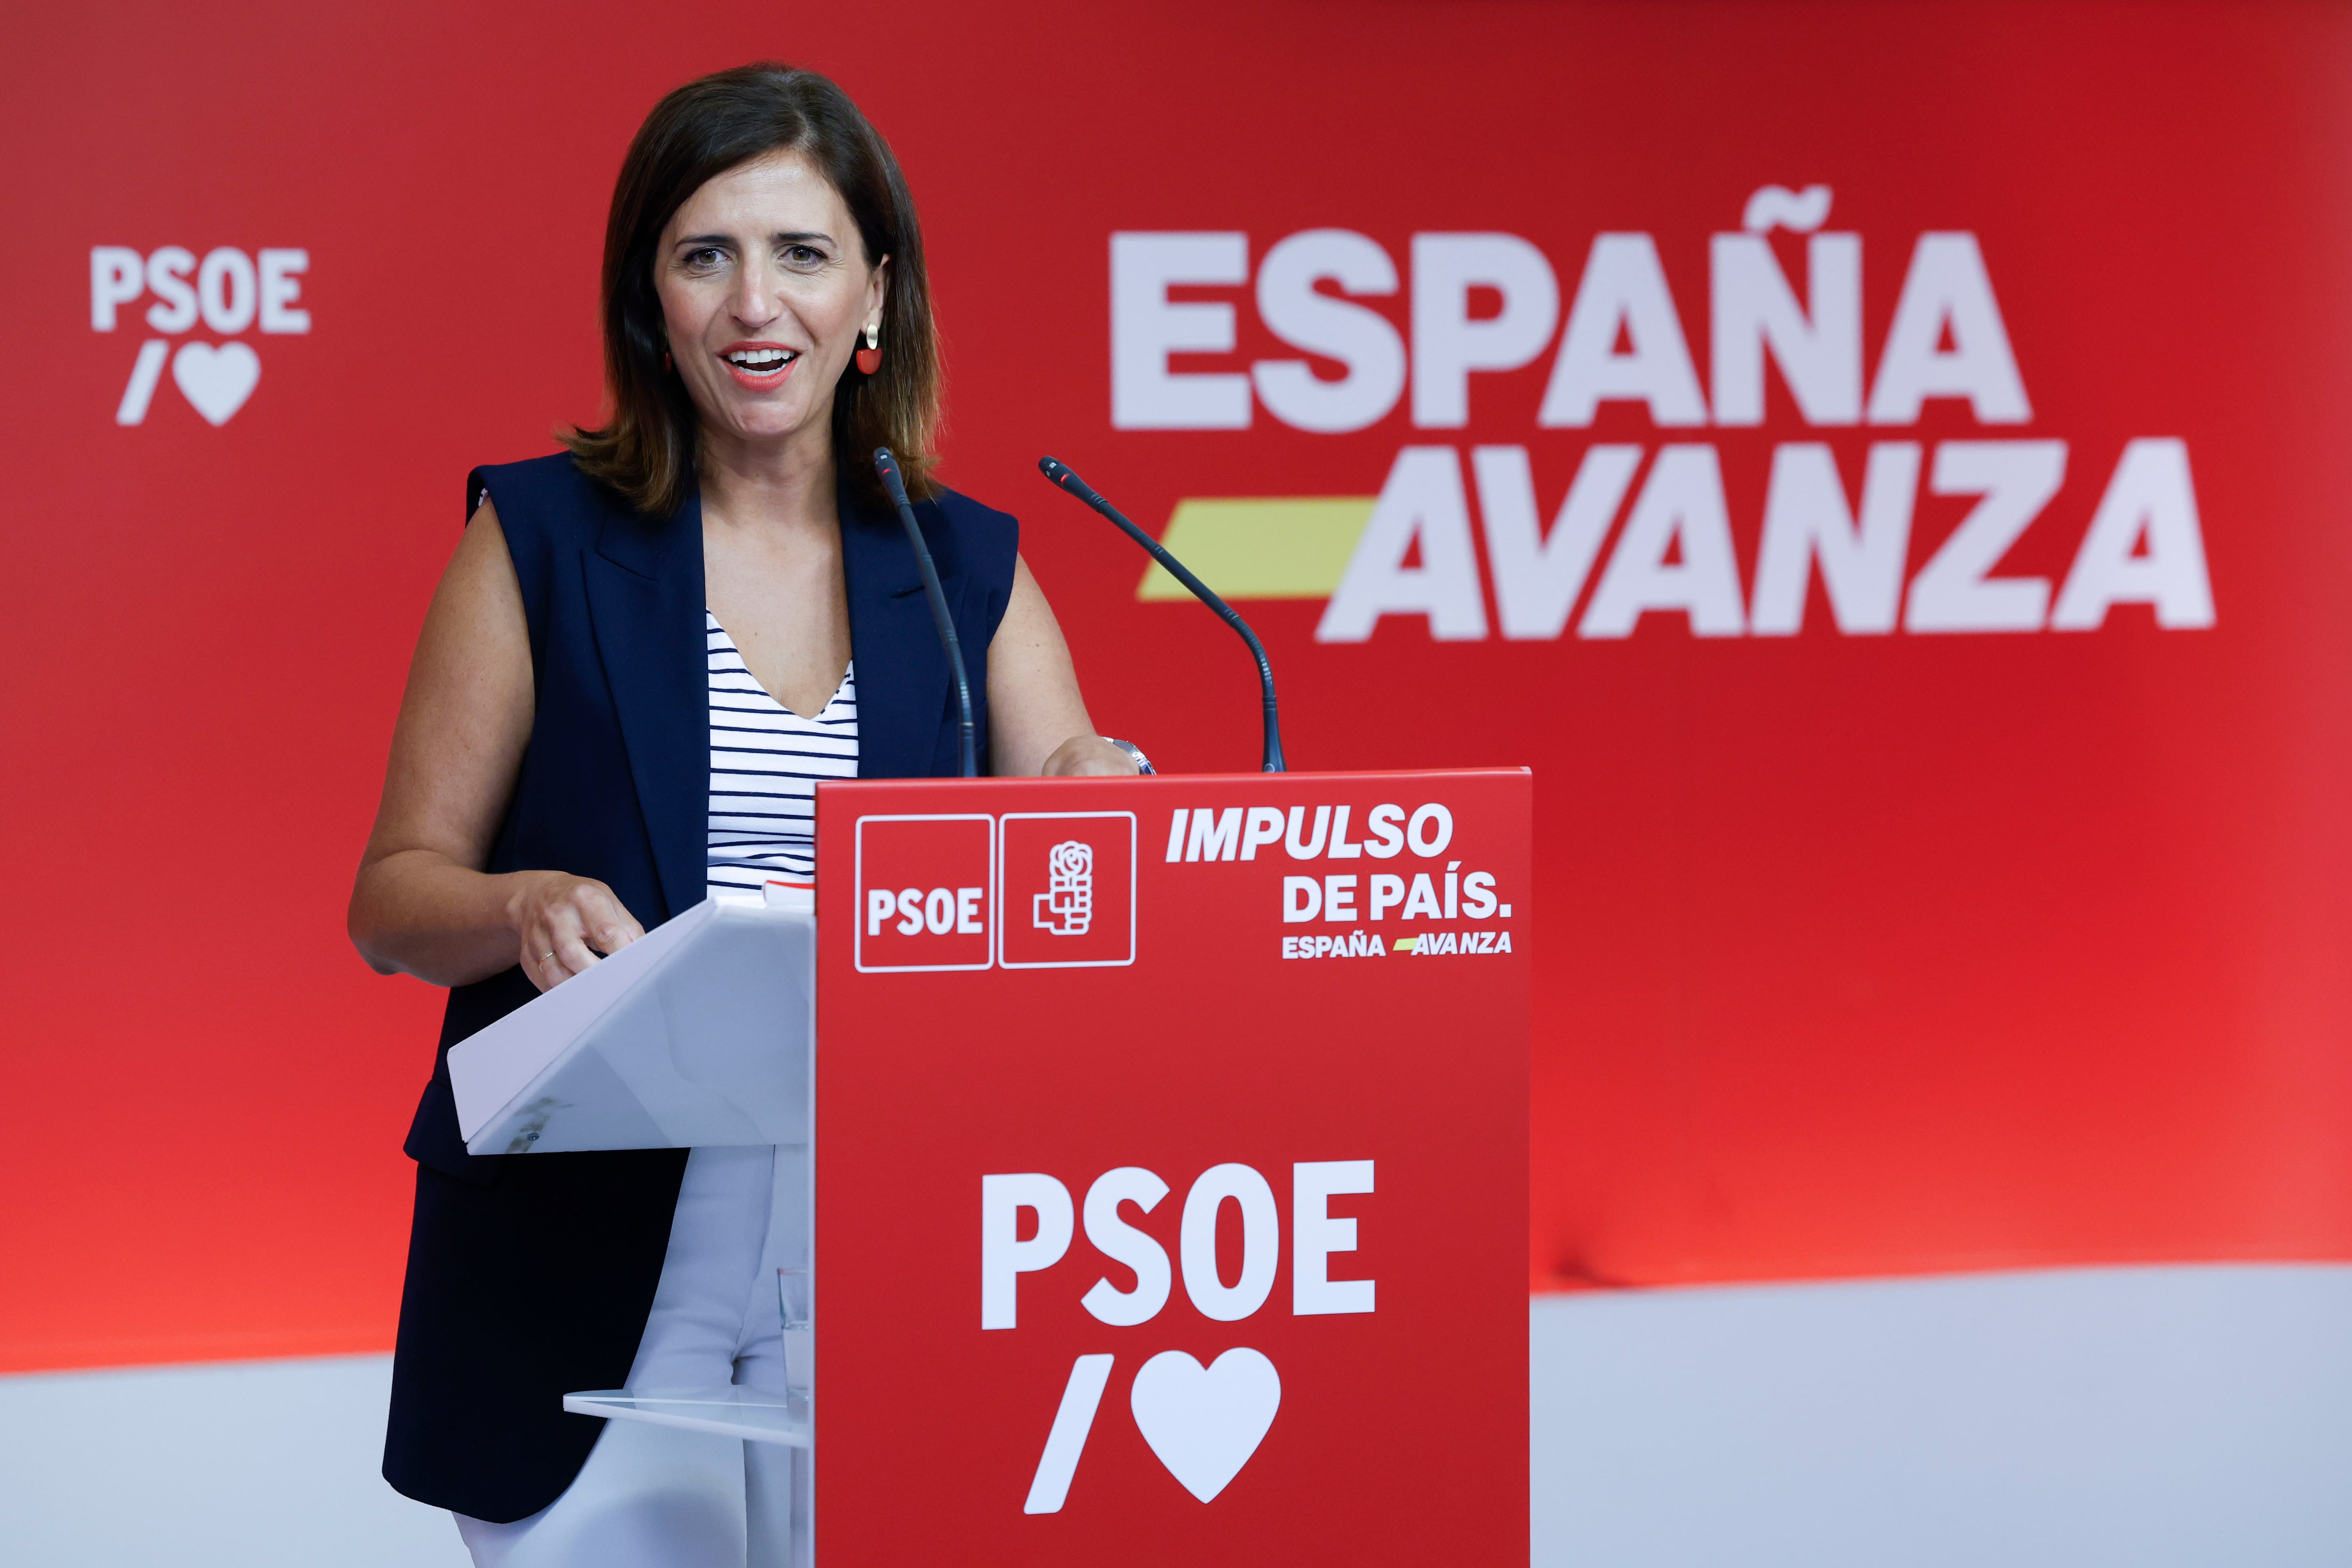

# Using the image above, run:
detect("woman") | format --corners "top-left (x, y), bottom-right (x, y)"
top-left (350, 63), bottom-right (1135, 1567)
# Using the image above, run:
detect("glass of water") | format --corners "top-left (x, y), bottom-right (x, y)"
top-left (777, 1267), bottom-right (813, 1398)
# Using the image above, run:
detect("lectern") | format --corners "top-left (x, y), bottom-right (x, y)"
top-left (450, 769), bottom-right (1531, 1567)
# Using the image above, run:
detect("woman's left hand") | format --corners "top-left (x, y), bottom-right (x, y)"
top-left (1041, 735), bottom-right (1140, 777)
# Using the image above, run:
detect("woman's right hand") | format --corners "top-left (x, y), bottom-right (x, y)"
top-left (506, 870), bottom-right (646, 991)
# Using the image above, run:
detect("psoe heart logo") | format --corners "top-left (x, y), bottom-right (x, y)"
top-left (986, 1160), bottom-right (1374, 1512)
top-left (90, 245), bottom-right (311, 427)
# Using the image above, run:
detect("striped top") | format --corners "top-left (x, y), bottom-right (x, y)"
top-left (706, 612), bottom-right (858, 899)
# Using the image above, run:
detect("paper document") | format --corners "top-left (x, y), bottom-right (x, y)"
top-left (448, 897), bottom-right (816, 1154)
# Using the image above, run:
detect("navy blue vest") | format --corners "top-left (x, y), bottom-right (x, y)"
top-left (383, 453), bottom-right (1017, 1521)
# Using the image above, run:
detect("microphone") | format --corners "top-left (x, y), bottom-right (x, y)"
top-left (1038, 456), bottom-right (1286, 773)
top-left (874, 448), bottom-right (978, 778)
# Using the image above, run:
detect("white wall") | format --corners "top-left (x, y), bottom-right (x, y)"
top-left (0, 1354), bottom-right (467, 1568)
top-left (1533, 1264), bottom-right (2352, 1567)
top-left (4, 1264), bottom-right (2347, 1567)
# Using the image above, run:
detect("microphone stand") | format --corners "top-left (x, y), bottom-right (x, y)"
top-left (874, 448), bottom-right (978, 778)
top-left (1038, 456), bottom-right (1287, 773)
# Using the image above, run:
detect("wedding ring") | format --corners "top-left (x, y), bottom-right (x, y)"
top-left (542, 951), bottom-right (558, 964)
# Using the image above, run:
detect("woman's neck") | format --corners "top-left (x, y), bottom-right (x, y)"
top-left (697, 419), bottom-right (837, 536)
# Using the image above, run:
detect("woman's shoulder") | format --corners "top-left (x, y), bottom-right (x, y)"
top-left (919, 483), bottom-right (1020, 577)
top-left (466, 452), bottom-right (615, 533)
top-left (925, 483), bottom-right (1016, 528)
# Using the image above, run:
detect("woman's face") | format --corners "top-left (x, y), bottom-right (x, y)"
top-left (655, 151), bottom-right (886, 456)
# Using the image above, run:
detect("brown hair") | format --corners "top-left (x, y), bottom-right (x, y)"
top-left (563, 63), bottom-right (941, 516)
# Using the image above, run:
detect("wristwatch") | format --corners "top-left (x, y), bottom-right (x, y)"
top-left (1103, 737), bottom-right (1155, 775)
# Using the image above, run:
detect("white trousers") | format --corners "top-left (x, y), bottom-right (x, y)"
top-left (453, 1146), bottom-right (808, 1568)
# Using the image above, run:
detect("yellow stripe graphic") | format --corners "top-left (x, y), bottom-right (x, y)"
top-left (1136, 497), bottom-right (1376, 602)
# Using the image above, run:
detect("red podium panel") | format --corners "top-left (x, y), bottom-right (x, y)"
top-left (814, 769), bottom-right (1530, 1566)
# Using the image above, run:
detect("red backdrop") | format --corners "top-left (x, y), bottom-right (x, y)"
top-left (4, 0), bottom-right (2349, 1372)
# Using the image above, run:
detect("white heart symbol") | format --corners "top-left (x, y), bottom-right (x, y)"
top-left (172, 341), bottom-right (260, 426)
top-left (1128, 1348), bottom-right (1280, 1503)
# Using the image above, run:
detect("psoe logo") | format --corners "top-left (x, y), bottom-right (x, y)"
top-left (1000, 812), bottom-right (1135, 969)
top-left (850, 810), bottom-right (1136, 971)
top-left (90, 245), bottom-right (311, 427)
top-left (985, 1159), bottom-right (1374, 1510)
top-left (1034, 841), bottom-right (1095, 936)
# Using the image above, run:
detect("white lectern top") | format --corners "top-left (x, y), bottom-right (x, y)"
top-left (447, 895), bottom-right (815, 1155)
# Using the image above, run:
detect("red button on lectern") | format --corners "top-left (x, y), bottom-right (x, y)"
top-left (815, 768), bottom-right (1529, 1567)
